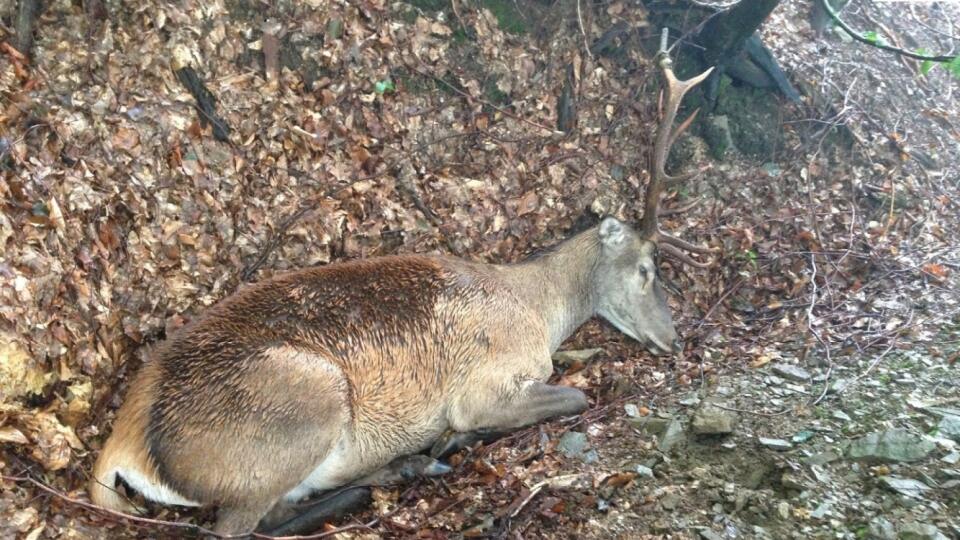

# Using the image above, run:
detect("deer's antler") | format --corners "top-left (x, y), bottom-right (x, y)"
top-left (640, 28), bottom-right (717, 269)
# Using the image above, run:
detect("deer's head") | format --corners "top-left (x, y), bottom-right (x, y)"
top-left (594, 217), bottom-right (679, 355)
top-left (595, 29), bottom-right (716, 356)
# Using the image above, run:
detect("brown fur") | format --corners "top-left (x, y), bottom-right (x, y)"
top-left (90, 218), bottom-right (679, 535)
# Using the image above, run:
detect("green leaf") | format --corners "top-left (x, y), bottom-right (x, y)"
top-left (947, 56), bottom-right (960, 79)
top-left (374, 79), bottom-right (395, 95)
top-left (916, 48), bottom-right (935, 76)
top-left (862, 30), bottom-right (879, 44)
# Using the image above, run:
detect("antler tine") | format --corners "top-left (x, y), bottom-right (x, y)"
top-left (640, 28), bottom-right (716, 268)
top-left (660, 233), bottom-right (718, 255)
top-left (660, 244), bottom-right (714, 269)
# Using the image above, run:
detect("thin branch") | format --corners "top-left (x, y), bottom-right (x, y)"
top-left (576, 0), bottom-right (593, 59)
top-left (818, 0), bottom-right (957, 62)
top-left (0, 474), bottom-right (377, 540)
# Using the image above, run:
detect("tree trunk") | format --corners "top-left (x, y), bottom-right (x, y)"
top-left (15, 0), bottom-right (41, 58)
top-left (697, 0), bottom-right (780, 67)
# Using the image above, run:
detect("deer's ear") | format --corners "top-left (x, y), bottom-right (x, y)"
top-left (599, 217), bottom-right (627, 248)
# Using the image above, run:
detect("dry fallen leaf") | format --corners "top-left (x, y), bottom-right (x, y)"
top-left (21, 412), bottom-right (84, 471)
top-left (921, 263), bottom-right (949, 280)
top-left (0, 425), bottom-right (29, 445)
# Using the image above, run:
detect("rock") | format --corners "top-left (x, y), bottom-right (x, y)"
top-left (898, 522), bottom-right (949, 540)
top-left (867, 516), bottom-right (896, 540)
top-left (781, 471), bottom-right (806, 490)
top-left (692, 402), bottom-right (738, 435)
top-left (703, 115), bottom-right (735, 159)
top-left (810, 501), bottom-right (831, 519)
top-left (776, 501), bottom-right (791, 520)
top-left (942, 451), bottom-right (959, 465)
top-left (699, 528), bottom-right (724, 540)
top-left (679, 392), bottom-right (701, 407)
top-left (759, 437), bottom-right (793, 451)
top-left (847, 429), bottom-right (935, 463)
top-left (628, 416), bottom-right (671, 435)
top-left (624, 403), bottom-right (640, 417)
top-left (635, 464), bottom-right (654, 478)
top-left (659, 418), bottom-right (686, 453)
top-left (771, 363), bottom-right (812, 382)
top-left (552, 348), bottom-right (602, 367)
top-left (832, 410), bottom-right (852, 422)
top-left (804, 451), bottom-right (841, 466)
top-left (660, 492), bottom-right (681, 510)
top-left (879, 476), bottom-right (931, 499)
top-left (937, 415), bottom-right (960, 442)
top-left (558, 431), bottom-right (589, 460)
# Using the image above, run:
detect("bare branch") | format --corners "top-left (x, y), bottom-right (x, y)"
top-left (818, 0), bottom-right (957, 63)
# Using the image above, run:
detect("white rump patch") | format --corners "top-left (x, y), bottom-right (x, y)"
top-left (283, 437), bottom-right (353, 502)
top-left (117, 467), bottom-right (201, 507)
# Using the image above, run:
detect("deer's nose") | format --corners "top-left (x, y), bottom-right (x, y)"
top-left (671, 338), bottom-right (684, 354)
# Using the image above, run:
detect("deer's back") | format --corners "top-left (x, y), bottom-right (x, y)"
top-left (143, 254), bottom-right (546, 487)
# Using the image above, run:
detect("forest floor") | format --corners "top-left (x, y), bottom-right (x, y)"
top-left (1, 0), bottom-right (958, 539)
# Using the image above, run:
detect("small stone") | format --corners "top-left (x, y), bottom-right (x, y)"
top-left (552, 348), bottom-right (602, 366)
top-left (867, 516), bottom-right (896, 540)
top-left (692, 402), bottom-right (738, 435)
top-left (792, 430), bottom-right (815, 444)
top-left (635, 464), bottom-right (654, 478)
top-left (679, 392), bottom-right (701, 407)
top-left (898, 522), bottom-right (949, 540)
top-left (557, 431), bottom-right (589, 458)
top-left (771, 363), bottom-right (812, 382)
top-left (624, 403), bottom-right (640, 417)
top-left (326, 18), bottom-right (344, 39)
top-left (804, 451), bottom-right (841, 466)
top-left (832, 410), bottom-right (852, 422)
top-left (828, 378), bottom-right (850, 394)
top-left (759, 437), bottom-right (793, 451)
top-left (810, 501), bottom-right (830, 519)
top-left (660, 492), bottom-right (681, 510)
top-left (777, 501), bottom-right (791, 520)
top-left (700, 528), bottom-right (724, 540)
top-left (847, 429), bottom-right (935, 463)
top-left (659, 418), bottom-right (687, 453)
top-left (781, 471), bottom-right (806, 490)
top-left (628, 416), bottom-right (672, 434)
top-left (942, 451), bottom-right (960, 465)
top-left (879, 476), bottom-right (930, 499)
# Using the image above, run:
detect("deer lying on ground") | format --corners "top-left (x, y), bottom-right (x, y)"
top-left (89, 31), bottom-right (714, 536)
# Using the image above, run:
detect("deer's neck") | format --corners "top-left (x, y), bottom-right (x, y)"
top-left (504, 227), bottom-right (601, 352)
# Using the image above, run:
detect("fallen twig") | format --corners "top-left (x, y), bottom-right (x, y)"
top-left (0, 474), bottom-right (377, 540)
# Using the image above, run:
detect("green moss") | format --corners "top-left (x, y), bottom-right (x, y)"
top-left (481, 0), bottom-right (528, 35)
top-left (403, 0), bottom-right (450, 11)
top-left (712, 80), bottom-right (782, 159)
top-left (483, 77), bottom-right (510, 105)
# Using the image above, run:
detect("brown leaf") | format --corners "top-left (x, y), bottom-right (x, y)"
top-left (921, 263), bottom-right (949, 280)
top-left (601, 472), bottom-right (637, 489)
top-left (514, 191), bottom-right (539, 216)
top-left (112, 126), bottom-right (140, 153)
top-left (0, 426), bottom-right (29, 445)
